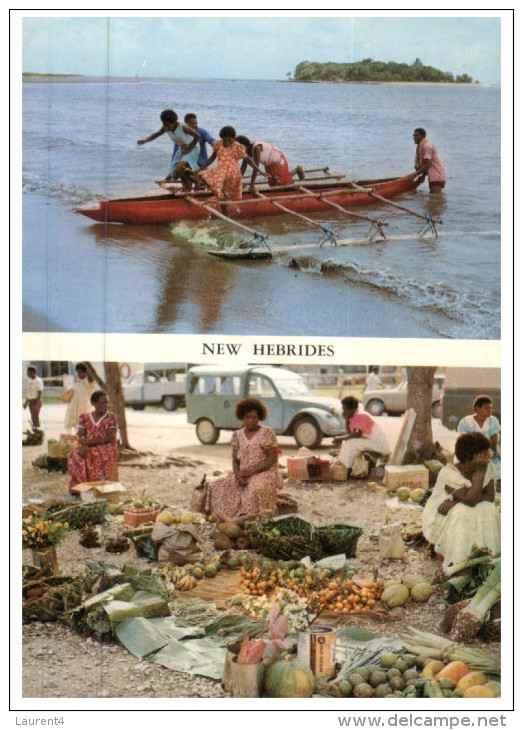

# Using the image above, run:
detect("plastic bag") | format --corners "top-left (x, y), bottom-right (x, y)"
top-left (378, 523), bottom-right (405, 559)
top-left (352, 455), bottom-right (369, 479)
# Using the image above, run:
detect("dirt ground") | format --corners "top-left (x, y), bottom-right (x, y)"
top-left (19, 414), bottom-right (499, 701)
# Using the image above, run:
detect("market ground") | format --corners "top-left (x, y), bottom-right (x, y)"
top-left (20, 404), bottom-right (490, 702)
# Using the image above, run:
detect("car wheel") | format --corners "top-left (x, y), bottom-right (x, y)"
top-left (431, 401), bottom-right (442, 419)
top-left (195, 418), bottom-right (220, 445)
top-left (365, 399), bottom-right (386, 416)
top-left (293, 416), bottom-right (323, 449)
top-left (131, 405), bottom-right (146, 411)
top-left (162, 396), bottom-right (178, 411)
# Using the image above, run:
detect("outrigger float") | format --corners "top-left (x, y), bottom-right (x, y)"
top-left (77, 168), bottom-right (439, 260)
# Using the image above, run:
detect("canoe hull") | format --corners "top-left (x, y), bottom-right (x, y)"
top-left (78, 175), bottom-right (418, 225)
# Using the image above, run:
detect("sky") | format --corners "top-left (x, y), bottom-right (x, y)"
top-left (20, 13), bottom-right (504, 84)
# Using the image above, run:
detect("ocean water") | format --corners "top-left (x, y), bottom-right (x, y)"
top-left (22, 79), bottom-right (501, 338)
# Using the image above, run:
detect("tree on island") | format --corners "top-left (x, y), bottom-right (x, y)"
top-left (292, 58), bottom-right (474, 83)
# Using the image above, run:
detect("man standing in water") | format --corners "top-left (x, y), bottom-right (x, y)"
top-left (412, 128), bottom-right (446, 194)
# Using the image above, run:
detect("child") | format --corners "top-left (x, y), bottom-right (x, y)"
top-left (194, 126), bottom-right (265, 201)
top-left (137, 109), bottom-right (200, 188)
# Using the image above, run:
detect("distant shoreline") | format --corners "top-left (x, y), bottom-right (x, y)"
top-left (22, 74), bottom-right (493, 87)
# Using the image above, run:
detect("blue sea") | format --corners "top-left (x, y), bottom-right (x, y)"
top-left (22, 78), bottom-right (501, 338)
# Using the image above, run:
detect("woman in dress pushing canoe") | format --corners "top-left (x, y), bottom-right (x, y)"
top-left (192, 126), bottom-right (265, 201)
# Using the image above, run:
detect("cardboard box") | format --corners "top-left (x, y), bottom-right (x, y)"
top-left (287, 457), bottom-right (331, 481)
top-left (384, 465), bottom-right (429, 492)
top-left (71, 480), bottom-right (126, 504)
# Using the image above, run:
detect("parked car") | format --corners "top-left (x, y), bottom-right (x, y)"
top-left (185, 365), bottom-right (346, 448)
top-left (123, 368), bottom-right (186, 411)
top-left (363, 376), bottom-right (445, 418)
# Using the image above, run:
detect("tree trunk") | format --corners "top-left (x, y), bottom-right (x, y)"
top-left (84, 362), bottom-right (132, 449)
top-left (405, 367), bottom-right (437, 461)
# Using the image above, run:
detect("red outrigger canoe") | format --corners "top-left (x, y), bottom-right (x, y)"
top-left (77, 173), bottom-right (419, 225)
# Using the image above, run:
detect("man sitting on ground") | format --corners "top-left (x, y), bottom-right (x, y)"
top-left (332, 396), bottom-right (390, 477)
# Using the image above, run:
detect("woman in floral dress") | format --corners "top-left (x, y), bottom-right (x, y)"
top-left (68, 391), bottom-right (119, 491)
top-left (205, 397), bottom-right (283, 520)
top-left (195, 126), bottom-right (264, 201)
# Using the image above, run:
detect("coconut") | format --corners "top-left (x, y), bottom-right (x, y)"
top-left (213, 533), bottom-right (232, 550)
top-left (217, 522), bottom-right (244, 539)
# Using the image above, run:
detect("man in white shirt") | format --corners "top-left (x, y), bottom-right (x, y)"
top-left (24, 365), bottom-right (43, 431)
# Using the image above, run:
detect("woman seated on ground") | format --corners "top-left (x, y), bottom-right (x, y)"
top-left (68, 391), bottom-right (119, 492)
top-left (421, 432), bottom-right (500, 569)
top-left (192, 126), bottom-right (265, 201)
top-left (205, 397), bottom-right (284, 521)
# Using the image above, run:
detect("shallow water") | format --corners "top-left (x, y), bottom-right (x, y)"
top-left (22, 79), bottom-right (501, 338)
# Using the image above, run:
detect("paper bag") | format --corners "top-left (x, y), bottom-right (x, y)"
top-left (151, 521), bottom-right (204, 565)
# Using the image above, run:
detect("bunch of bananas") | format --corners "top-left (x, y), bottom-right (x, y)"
top-left (155, 564), bottom-right (198, 595)
top-left (176, 574), bottom-right (198, 592)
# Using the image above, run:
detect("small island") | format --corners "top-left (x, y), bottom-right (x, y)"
top-left (290, 58), bottom-right (476, 84)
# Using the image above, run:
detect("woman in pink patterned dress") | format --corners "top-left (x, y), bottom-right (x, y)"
top-left (205, 397), bottom-right (284, 521)
top-left (195, 126), bottom-right (264, 201)
top-left (68, 391), bottom-right (119, 492)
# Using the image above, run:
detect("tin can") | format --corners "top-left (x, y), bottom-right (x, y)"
top-left (297, 625), bottom-right (336, 678)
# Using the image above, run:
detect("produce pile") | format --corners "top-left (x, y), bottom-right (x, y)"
top-left (237, 558), bottom-right (384, 616)
top-left (322, 642), bottom-right (501, 699)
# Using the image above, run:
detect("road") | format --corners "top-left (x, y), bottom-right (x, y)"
top-left (26, 403), bottom-right (459, 467)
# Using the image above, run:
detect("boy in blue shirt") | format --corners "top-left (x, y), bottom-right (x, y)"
top-left (170, 113), bottom-right (216, 181)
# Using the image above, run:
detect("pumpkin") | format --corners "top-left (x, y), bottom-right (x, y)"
top-left (264, 657), bottom-right (315, 698)
top-left (434, 661), bottom-right (470, 683)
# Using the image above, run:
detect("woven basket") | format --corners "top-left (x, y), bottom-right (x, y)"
top-left (42, 500), bottom-right (107, 530)
top-left (250, 516), bottom-right (323, 561)
top-left (123, 503), bottom-right (161, 527)
top-left (22, 575), bottom-right (84, 623)
top-left (318, 524), bottom-right (363, 558)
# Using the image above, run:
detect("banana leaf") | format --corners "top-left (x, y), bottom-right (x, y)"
top-left (103, 600), bottom-right (144, 625)
top-left (129, 591), bottom-right (170, 618)
top-left (152, 637), bottom-right (226, 679)
top-left (115, 617), bottom-right (169, 658)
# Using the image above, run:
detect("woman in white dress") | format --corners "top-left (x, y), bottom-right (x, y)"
top-left (422, 432), bottom-right (500, 570)
top-left (64, 363), bottom-right (96, 433)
